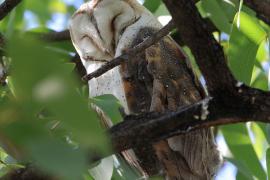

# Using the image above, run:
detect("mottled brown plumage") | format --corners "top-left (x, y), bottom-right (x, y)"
top-left (121, 27), bottom-right (220, 179)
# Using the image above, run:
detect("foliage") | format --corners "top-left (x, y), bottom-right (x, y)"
top-left (0, 0), bottom-right (269, 179)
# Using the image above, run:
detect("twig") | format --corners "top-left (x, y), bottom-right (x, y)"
top-left (82, 20), bottom-right (175, 81)
top-left (0, 0), bottom-right (22, 21)
top-left (40, 30), bottom-right (70, 42)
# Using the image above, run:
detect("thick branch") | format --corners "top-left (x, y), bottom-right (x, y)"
top-left (0, 0), bottom-right (22, 20)
top-left (82, 20), bottom-right (175, 81)
top-left (109, 86), bottom-right (270, 152)
top-left (163, 0), bottom-right (237, 95)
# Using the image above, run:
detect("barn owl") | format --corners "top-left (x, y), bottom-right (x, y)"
top-left (69, 0), bottom-right (221, 179)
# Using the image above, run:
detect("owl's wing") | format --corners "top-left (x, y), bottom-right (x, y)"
top-left (120, 27), bottom-right (220, 179)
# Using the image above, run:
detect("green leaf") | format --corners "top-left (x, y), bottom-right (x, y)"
top-left (226, 158), bottom-right (253, 180)
top-left (228, 12), bottom-right (267, 84)
top-left (254, 38), bottom-right (267, 71)
top-left (8, 37), bottom-right (60, 101)
top-left (8, 35), bottom-right (108, 150)
top-left (5, 113), bottom-right (86, 180)
top-left (84, 173), bottom-right (94, 180)
top-left (0, 166), bottom-right (10, 178)
top-left (267, 148), bottom-right (270, 179)
top-left (25, 0), bottom-right (51, 25)
top-left (0, 148), bottom-right (8, 162)
top-left (236, 171), bottom-right (253, 180)
top-left (265, 124), bottom-right (270, 144)
top-left (143, 0), bottom-right (161, 13)
top-left (182, 46), bottom-right (201, 77)
top-left (251, 71), bottom-right (268, 91)
top-left (250, 123), bottom-right (267, 159)
top-left (216, 0), bottom-right (238, 21)
top-left (5, 35), bottom-right (109, 180)
top-left (221, 124), bottom-right (266, 180)
top-left (154, 3), bottom-right (169, 17)
top-left (28, 137), bottom-right (87, 180)
top-left (49, 0), bottom-right (67, 14)
top-left (91, 94), bottom-right (123, 124)
top-left (62, 63), bottom-right (76, 74)
top-left (197, 0), bottom-right (232, 33)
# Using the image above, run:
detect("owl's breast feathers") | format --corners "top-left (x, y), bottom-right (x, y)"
top-left (120, 28), bottom-right (220, 179)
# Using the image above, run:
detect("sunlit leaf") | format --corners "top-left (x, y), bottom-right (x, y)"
top-left (250, 123), bottom-right (267, 159)
top-left (251, 71), bottom-right (268, 91)
top-left (49, 0), bottom-right (67, 14)
top-left (221, 124), bottom-right (266, 179)
top-left (256, 39), bottom-right (268, 63)
top-left (197, 0), bottom-right (232, 33)
top-left (228, 12), bottom-right (267, 84)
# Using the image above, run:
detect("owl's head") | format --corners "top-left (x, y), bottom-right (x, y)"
top-left (69, 0), bottom-right (161, 64)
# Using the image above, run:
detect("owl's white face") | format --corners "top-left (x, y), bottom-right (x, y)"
top-left (69, 0), bottom-right (162, 64)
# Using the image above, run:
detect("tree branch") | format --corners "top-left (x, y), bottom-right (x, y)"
top-left (163, 0), bottom-right (237, 95)
top-left (40, 30), bottom-right (70, 42)
top-left (107, 0), bottom-right (270, 154)
top-left (75, 0), bottom-right (270, 155)
top-left (109, 85), bottom-right (270, 152)
top-left (0, 0), bottom-right (22, 21)
top-left (82, 20), bottom-right (175, 81)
